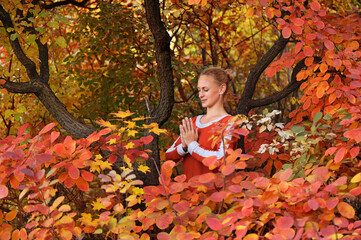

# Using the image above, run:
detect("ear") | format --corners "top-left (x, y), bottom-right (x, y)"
top-left (219, 83), bottom-right (226, 95)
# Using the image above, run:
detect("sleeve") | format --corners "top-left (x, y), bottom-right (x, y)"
top-left (165, 136), bottom-right (187, 161)
top-left (187, 121), bottom-right (237, 163)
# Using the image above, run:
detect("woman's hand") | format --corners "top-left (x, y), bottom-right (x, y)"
top-left (180, 117), bottom-right (198, 147)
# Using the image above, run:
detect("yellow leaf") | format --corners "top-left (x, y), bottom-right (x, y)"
top-left (132, 187), bottom-right (144, 196)
top-left (125, 142), bottom-right (135, 149)
top-left (107, 138), bottom-right (117, 145)
top-left (92, 199), bottom-right (105, 211)
top-left (138, 165), bottom-right (150, 174)
top-left (96, 119), bottom-right (117, 130)
top-left (128, 130), bottom-right (138, 137)
top-left (351, 173), bottom-right (361, 183)
top-left (112, 110), bottom-right (134, 118)
top-left (125, 121), bottom-right (136, 129)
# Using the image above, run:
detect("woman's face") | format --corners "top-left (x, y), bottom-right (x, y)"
top-left (197, 75), bottom-right (225, 108)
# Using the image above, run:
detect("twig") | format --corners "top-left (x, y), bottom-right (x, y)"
top-left (151, 157), bottom-right (178, 217)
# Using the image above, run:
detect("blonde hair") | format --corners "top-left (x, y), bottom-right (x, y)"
top-left (200, 67), bottom-right (233, 94)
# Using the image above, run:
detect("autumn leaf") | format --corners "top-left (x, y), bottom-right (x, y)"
top-left (337, 202), bottom-right (355, 219)
top-left (138, 165), bottom-right (150, 174)
top-left (112, 110), bottom-right (134, 118)
top-left (0, 185), bottom-right (9, 199)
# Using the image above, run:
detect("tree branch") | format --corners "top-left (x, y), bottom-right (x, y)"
top-left (36, 39), bottom-right (50, 83)
top-left (0, 4), bottom-right (39, 81)
top-left (1, 80), bottom-right (41, 93)
top-left (236, 35), bottom-right (289, 114)
top-left (41, 0), bottom-right (90, 9)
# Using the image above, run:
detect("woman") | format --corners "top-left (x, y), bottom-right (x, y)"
top-left (165, 67), bottom-right (238, 180)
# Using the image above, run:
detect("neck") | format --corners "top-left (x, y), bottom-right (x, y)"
top-left (206, 102), bottom-right (227, 117)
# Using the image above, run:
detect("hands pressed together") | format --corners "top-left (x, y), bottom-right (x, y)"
top-left (179, 117), bottom-right (198, 152)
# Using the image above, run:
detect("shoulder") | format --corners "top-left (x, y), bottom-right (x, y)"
top-left (218, 114), bottom-right (233, 123)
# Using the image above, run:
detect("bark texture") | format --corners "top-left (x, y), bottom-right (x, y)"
top-left (0, 4), bottom-right (96, 139)
top-left (144, 0), bottom-right (175, 185)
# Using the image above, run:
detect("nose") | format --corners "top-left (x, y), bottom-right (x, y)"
top-left (198, 90), bottom-right (203, 98)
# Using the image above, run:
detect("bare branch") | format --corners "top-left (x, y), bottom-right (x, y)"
top-left (236, 35), bottom-right (289, 114)
top-left (41, 0), bottom-right (90, 9)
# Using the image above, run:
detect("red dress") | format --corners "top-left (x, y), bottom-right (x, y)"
top-left (165, 115), bottom-right (237, 180)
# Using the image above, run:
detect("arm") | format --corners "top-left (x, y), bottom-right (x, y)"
top-left (188, 122), bottom-right (236, 163)
top-left (165, 136), bottom-right (187, 161)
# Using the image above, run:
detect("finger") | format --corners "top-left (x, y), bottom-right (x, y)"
top-left (184, 118), bottom-right (190, 132)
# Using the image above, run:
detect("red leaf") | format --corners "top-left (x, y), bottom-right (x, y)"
top-left (350, 187), bottom-right (361, 196)
top-left (282, 26), bottom-right (291, 38)
top-left (50, 131), bottom-right (60, 144)
top-left (350, 81), bottom-right (361, 88)
top-left (76, 177), bottom-right (89, 192)
top-left (38, 123), bottom-right (56, 135)
top-left (140, 135), bottom-right (153, 145)
top-left (210, 191), bottom-right (227, 202)
top-left (326, 198), bottom-right (339, 210)
top-left (68, 165), bottom-right (80, 180)
top-left (324, 39), bottom-right (334, 50)
top-left (0, 185), bottom-right (9, 199)
top-left (174, 174), bottom-right (186, 183)
top-left (344, 128), bottom-right (361, 142)
top-left (293, 18), bottom-right (304, 26)
top-left (350, 147), bottom-right (360, 158)
top-left (173, 201), bottom-right (190, 212)
top-left (308, 198), bottom-right (319, 210)
top-left (35, 154), bottom-right (53, 164)
top-left (310, 1), bottom-right (321, 11)
top-left (276, 216), bottom-right (294, 229)
top-left (333, 59), bottom-right (342, 68)
top-left (303, 46), bottom-right (314, 57)
top-left (17, 123), bottom-right (29, 137)
top-left (334, 147), bottom-right (347, 163)
top-left (157, 232), bottom-right (171, 240)
top-left (198, 173), bottom-right (216, 183)
top-left (202, 156), bottom-right (219, 169)
top-left (221, 163), bottom-right (235, 176)
top-left (325, 147), bottom-right (337, 156)
top-left (206, 217), bottom-right (223, 231)
top-left (156, 213), bottom-right (173, 230)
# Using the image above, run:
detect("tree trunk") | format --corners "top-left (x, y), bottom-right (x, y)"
top-left (144, 0), bottom-right (175, 185)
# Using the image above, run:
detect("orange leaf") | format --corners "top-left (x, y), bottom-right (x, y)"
top-left (198, 172), bottom-right (216, 183)
top-left (76, 177), bottom-right (89, 192)
top-left (244, 234), bottom-right (259, 240)
top-left (221, 163), bottom-right (235, 176)
top-left (5, 210), bottom-right (17, 221)
top-left (81, 170), bottom-right (94, 182)
top-left (68, 165), bottom-right (80, 180)
top-left (337, 202), bottom-right (355, 219)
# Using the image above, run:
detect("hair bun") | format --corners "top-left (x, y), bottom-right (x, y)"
top-left (224, 69), bottom-right (234, 83)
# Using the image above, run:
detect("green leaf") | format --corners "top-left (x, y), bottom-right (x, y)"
top-left (35, 27), bottom-right (45, 34)
top-left (10, 33), bottom-right (18, 41)
top-left (28, 34), bottom-right (36, 43)
top-left (49, 21), bottom-right (59, 28)
top-left (313, 112), bottom-right (323, 124)
top-left (291, 125), bottom-right (305, 134)
top-left (56, 36), bottom-right (67, 48)
top-left (4, 109), bottom-right (13, 118)
top-left (38, 11), bottom-right (50, 17)
top-left (323, 113), bottom-right (332, 120)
